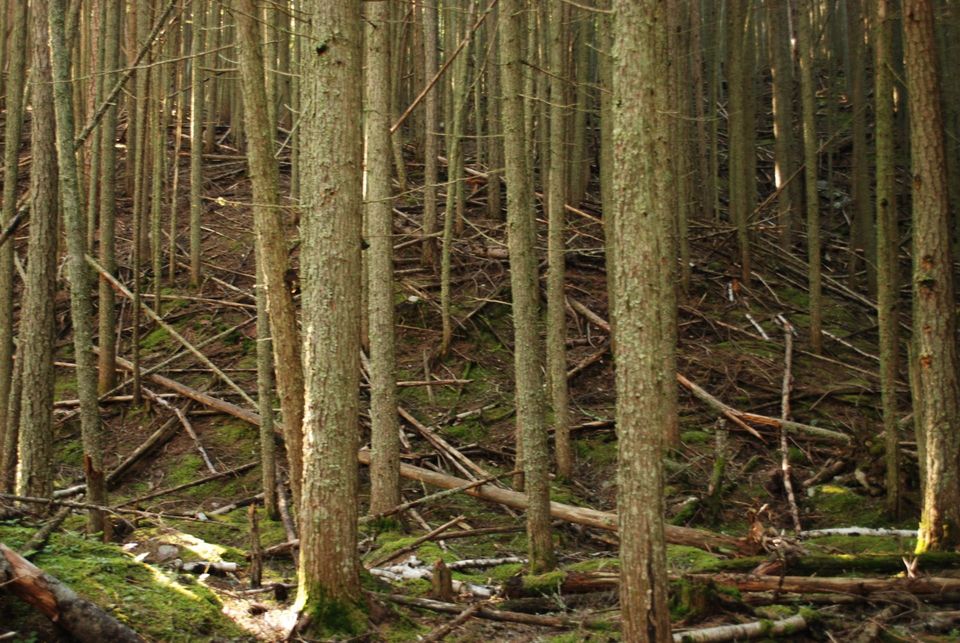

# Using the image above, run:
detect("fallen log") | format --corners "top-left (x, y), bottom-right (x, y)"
top-left (0, 543), bottom-right (143, 642)
top-left (687, 573), bottom-right (960, 596)
top-left (700, 552), bottom-right (960, 576)
top-left (358, 450), bottom-right (751, 554)
top-left (672, 612), bottom-right (810, 642)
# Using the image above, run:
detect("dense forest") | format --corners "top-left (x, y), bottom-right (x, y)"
top-left (2, 0), bottom-right (960, 640)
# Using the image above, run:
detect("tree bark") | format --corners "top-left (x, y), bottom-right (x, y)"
top-left (233, 0), bottom-right (305, 513)
top-left (902, 0), bottom-right (960, 552)
top-left (611, 0), bottom-right (673, 639)
top-left (364, 0), bottom-right (401, 515)
top-left (296, 0), bottom-right (365, 631)
top-left (499, 0), bottom-right (555, 574)
top-left (17, 0), bottom-right (60, 500)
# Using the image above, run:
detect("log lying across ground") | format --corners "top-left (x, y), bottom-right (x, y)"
top-left (0, 543), bottom-right (142, 642)
top-left (358, 450), bottom-right (750, 554)
top-left (688, 572), bottom-right (960, 596)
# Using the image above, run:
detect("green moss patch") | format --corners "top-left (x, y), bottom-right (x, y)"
top-left (0, 526), bottom-right (249, 641)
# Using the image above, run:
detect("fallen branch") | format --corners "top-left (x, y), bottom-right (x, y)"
top-left (373, 592), bottom-right (605, 628)
top-left (366, 515), bottom-right (465, 568)
top-left (673, 612), bottom-right (810, 642)
top-left (677, 373), bottom-right (849, 443)
top-left (419, 602), bottom-right (485, 642)
top-left (0, 543), bottom-right (143, 642)
top-left (115, 462), bottom-right (256, 507)
top-left (358, 450), bottom-right (750, 554)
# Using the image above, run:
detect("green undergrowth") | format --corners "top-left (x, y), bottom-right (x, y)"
top-left (806, 484), bottom-right (886, 527)
top-left (0, 524), bottom-right (250, 641)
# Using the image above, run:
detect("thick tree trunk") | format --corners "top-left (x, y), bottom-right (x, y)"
top-left (296, 0), bottom-right (365, 632)
top-left (611, 0), bottom-right (673, 639)
top-left (902, 0), bottom-right (960, 552)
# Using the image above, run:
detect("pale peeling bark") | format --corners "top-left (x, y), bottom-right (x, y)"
top-left (296, 0), bottom-right (365, 628)
top-left (17, 0), bottom-right (60, 500)
top-left (500, 0), bottom-right (555, 574)
top-left (902, 0), bottom-right (960, 552)
top-left (364, 0), bottom-right (401, 515)
top-left (611, 0), bottom-right (673, 640)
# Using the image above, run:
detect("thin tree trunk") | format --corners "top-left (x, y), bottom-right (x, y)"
top-left (365, 0), bottom-right (401, 515)
top-left (547, 0), bottom-right (571, 478)
top-left (874, 0), bottom-right (900, 519)
top-left (233, 0), bottom-right (305, 512)
top-left (499, 0), bottom-right (555, 574)
top-left (421, 0), bottom-right (439, 268)
top-left (766, 0), bottom-right (798, 251)
top-left (47, 0), bottom-right (107, 535)
top-left (17, 0), bottom-right (60, 501)
top-left (0, 0), bottom-right (27, 472)
top-left (189, 3), bottom-right (205, 287)
top-left (97, 0), bottom-right (122, 393)
top-left (797, 0), bottom-right (823, 354)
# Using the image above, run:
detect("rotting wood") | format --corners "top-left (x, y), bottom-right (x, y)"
top-left (0, 543), bottom-right (143, 642)
top-left (358, 449), bottom-right (751, 554)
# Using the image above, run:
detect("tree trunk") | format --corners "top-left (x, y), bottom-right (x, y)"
top-left (766, 0), bottom-right (798, 251)
top-left (233, 0), bottom-right (305, 513)
top-left (189, 2), bottom-right (205, 286)
top-left (611, 0), bottom-right (673, 639)
top-left (421, 0), bottom-right (439, 268)
top-left (797, 0), bottom-right (823, 354)
top-left (726, 0), bottom-right (752, 285)
top-left (499, 0), bottom-right (556, 574)
top-left (364, 0), bottom-right (401, 515)
top-left (97, 0), bottom-right (122, 393)
top-left (0, 0), bottom-right (27, 474)
top-left (296, 0), bottom-right (365, 633)
top-left (47, 0), bottom-right (107, 535)
top-left (902, 0), bottom-right (960, 552)
top-left (17, 0), bottom-right (60, 500)
top-left (874, 0), bottom-right (900, 519)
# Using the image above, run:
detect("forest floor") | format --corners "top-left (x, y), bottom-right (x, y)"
top-left (0, 141), bottom-right (954, 642)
